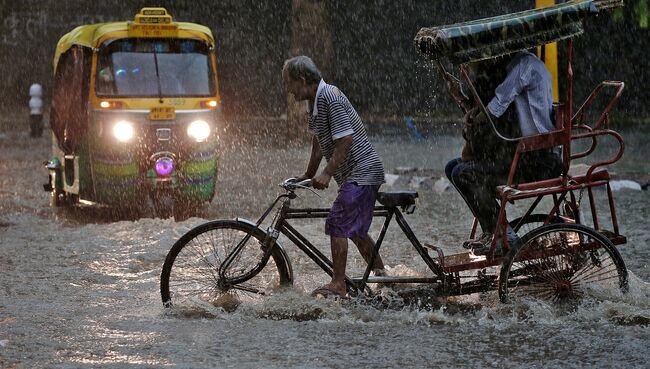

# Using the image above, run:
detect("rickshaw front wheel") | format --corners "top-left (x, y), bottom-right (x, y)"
top-left (499, 223), bottom-right (628, 304)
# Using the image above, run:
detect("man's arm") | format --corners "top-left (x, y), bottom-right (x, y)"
top-left (312, 134), bottom-right (353, 190)
top-left (298, 135), bottom-right (323, 180)
top-left (436, 61), bottom-right (472, 113)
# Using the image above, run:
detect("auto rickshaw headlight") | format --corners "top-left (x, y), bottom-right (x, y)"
top-left (187, 120), bottom-right (210, 142)
top-left (113, 120), bottom-right (135, 142)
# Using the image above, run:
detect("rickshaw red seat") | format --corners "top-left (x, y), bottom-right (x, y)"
top-left (497, 167), bottom-right (609, 196)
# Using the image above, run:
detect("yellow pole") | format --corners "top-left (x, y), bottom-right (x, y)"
top-left (536, 0), bottom-right (559, 102)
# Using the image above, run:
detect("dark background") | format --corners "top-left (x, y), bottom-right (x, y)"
top-left (1, 0), bottom-right (647, 123)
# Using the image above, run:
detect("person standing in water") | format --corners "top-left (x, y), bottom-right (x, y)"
top-left (282, 55), bottom-right (386, 298)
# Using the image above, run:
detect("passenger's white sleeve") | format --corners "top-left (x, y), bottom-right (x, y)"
top-left (487, 62), bottom-right (527, 118)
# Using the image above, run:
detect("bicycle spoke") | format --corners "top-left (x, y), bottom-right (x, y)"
top-left (501, 224), bottom-right (627, 304)
top-left (178, 245), bottom-right (221, 286)
top-left (161, 221), bottom-right (290, 308)
top-left (231, 283), bottom-right (267, 295)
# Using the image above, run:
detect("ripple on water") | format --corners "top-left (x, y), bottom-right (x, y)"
top-left (159, 268), bottom-right (650, 333)
top-left (2, 131), bottom-right (649, 368)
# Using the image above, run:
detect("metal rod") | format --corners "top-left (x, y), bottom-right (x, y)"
top-left (358, 210), bottom-right (394, 292)
top-left (607, 182), bottom-right (620, 235)
top-left (512, 195), bottom-right (544, 231)
top-left (588, 186), bottom-right (600, 230)
top-left (394, 209), bottom-right (445, 278)
top-left (254, 194), bottom-right (287, 227)
top-left (557, 39), bottom-right (574, 181)
top-left (284, 207), bottom-right (390, 219)
top-left (279, 220), bottom-right (360, 293)
top-left (351, 276), bottom-right (440, 284)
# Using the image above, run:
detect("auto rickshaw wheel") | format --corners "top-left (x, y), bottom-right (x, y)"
top-left (50, 189), bottom-right (62, 207)
top-left (173, 199), bottom-right (202, 221)
top-left (151, 192), bottom-right (174, 219)
top-left (50, 191), bottom-right (78, 208)
top-left (64, 193), bottom-right (79, 206)
top-left (48, 171), bottom-right (63, 207)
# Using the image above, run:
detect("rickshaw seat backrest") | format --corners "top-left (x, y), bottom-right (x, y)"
top-left (504, 101), bottom-right (573, 186)
top-left (512, 102), bottom-right (569, 154)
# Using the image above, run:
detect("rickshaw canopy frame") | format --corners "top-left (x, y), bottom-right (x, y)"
top-left (414, 0), bottom-right (623, 64)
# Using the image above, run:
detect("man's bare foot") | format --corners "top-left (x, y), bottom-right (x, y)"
top-left (311, 282), bottom-right (347, 298)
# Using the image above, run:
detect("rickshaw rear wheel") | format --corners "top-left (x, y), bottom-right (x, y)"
top-left (499, 223), bottom-right (628, 304)
top-left (160, 220), bottom-right (293, 309)
top-left (509, 213), bottom-right (566, 236)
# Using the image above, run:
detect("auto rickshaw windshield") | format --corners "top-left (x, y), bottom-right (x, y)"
top-left (95, 38), bottom-right (216, 98)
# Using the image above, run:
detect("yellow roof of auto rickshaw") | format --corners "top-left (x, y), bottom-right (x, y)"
top-left (53, 8), bottom-right (214, 71)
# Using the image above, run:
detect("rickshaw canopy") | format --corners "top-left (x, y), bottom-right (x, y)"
top-left (414, 0), bottom-right (623, 64)
top-left (53, 8), bottom-right (215, 73)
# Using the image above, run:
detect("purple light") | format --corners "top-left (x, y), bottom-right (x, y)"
top-left (155, 157), bottom-right (174, 176)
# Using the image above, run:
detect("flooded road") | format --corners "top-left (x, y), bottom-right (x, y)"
top-left (1, 123), bottom-right (649, 368)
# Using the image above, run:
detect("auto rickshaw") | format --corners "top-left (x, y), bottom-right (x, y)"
top-left (44, 8), bottom-right (222, 218)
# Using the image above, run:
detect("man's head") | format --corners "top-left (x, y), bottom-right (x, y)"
top-left (468, 53), bottom-right (514, 101)
top-left (282, 55), bottom-right (322, 101)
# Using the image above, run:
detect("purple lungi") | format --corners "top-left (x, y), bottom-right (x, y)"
top-left (325, 182), bottom-right (380, 239)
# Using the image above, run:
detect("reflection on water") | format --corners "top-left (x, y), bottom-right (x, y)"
top-left (0, 124), bottom-right (649, 368)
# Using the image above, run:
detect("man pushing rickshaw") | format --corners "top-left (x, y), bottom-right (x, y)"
top-left (161, 0), bottom-right (630, 307)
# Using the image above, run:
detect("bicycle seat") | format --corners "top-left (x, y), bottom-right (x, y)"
top-left (377, 191), bottom-right (418, 208)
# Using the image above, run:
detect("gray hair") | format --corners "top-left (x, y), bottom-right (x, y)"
top-left (282, 56), bottom-right (322, 84)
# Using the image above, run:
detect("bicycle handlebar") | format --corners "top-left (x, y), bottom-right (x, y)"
top-left (280, 177), bottom-right (313, 191)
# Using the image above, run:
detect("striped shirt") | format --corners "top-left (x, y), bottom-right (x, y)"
top-left (487, 50), bottom-right (554, 137)
top-left (307, 80), bottom-right (385, 186)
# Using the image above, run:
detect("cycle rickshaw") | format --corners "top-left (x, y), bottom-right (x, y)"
top-left (160, 0), bottom-right (628, 308)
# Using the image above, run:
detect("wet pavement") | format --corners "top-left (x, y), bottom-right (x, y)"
top-left (1, 123), bottom-right (649, 368)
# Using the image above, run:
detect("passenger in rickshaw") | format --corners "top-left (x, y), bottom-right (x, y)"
top-left (445, 50), bottom-right (562, 255)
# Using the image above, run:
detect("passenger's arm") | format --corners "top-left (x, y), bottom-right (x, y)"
top-left (487, 63), bottom-right (526, 118)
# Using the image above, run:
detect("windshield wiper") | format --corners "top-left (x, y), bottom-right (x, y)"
top-left (153, 48), bottom-right (163, 102)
